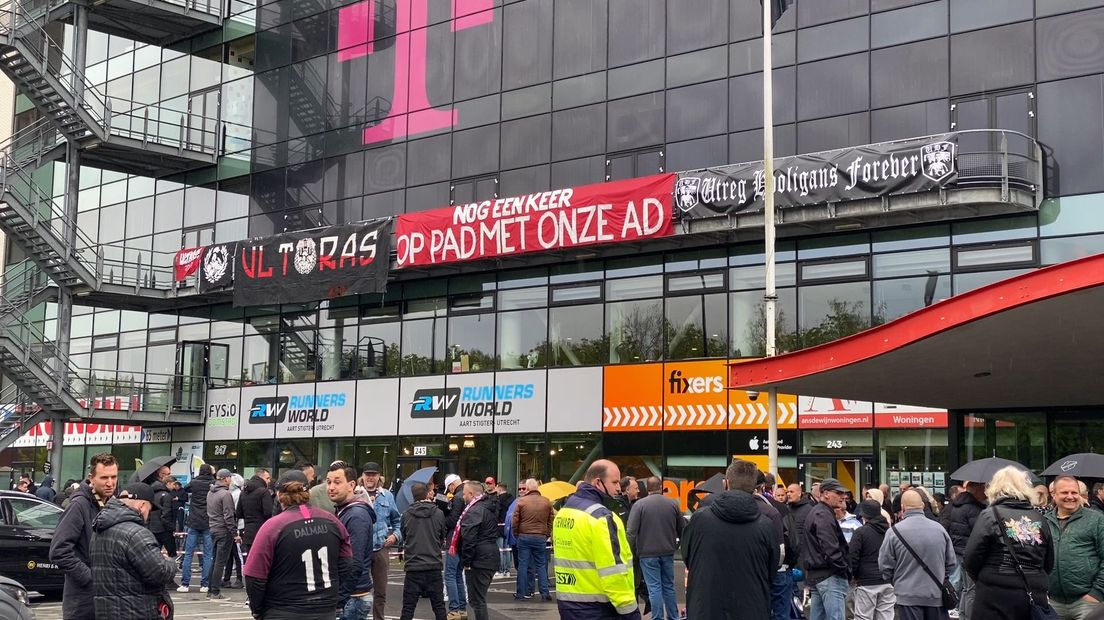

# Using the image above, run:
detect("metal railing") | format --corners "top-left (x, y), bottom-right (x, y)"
top-left (0, 290), bottom-right (207, 415)
top-left (0, 0), bottom-right (110, 134)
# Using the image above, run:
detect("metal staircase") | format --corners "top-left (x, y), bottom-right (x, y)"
top-left (0, 0), bottom-right (108, 144)
top-left (0, 382), bottom-right (51, 452)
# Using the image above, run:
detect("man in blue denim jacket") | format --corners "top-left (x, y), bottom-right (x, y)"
top-left (360, 462), bottom-right (402, 620)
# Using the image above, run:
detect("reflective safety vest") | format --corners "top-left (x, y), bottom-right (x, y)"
top-left (552, 485), bottom-right (638, 617)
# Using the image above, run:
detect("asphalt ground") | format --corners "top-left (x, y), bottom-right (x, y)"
top-left (30, 558), bottom-right (683, 620)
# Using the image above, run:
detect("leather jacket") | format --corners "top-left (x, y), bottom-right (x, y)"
top-left (963, 497), bottom-right (1053, 582)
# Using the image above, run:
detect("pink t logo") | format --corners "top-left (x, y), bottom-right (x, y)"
top-left (337, 0), bottom-right (493, 145)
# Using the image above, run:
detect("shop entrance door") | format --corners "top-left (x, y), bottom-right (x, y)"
top-left (799, 456), bottom-right (873, 498)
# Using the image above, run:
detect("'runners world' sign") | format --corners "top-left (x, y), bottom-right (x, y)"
top-left (674, 134), bottom-right (958, 219)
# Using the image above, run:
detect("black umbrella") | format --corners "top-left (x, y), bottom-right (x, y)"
top-left (949, 456), bottom-right (1029, 483)
top-left (1042, 453), bottom-right (1104, 478)
top-left (131, 454), bottom-right (177, 484)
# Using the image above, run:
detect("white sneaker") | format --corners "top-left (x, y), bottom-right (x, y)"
top-left (176, 585), bottom-right (189, 593)
top-left (199, 586), bottom-right (209, 593)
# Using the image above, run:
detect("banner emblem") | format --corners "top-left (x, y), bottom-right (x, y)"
top-left (203, 245), bottom-right (229, 283)
top-left (921, 141), bottom-right (956, 183)
top-left (675, 177), bottom-right (701, 212)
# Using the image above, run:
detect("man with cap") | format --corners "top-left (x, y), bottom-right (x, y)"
top-left (90, 482), bottom-right (178, 620)
top-left (206, 468), bottom-right (240, 601)
top-left (244, 470), bottom-right (354, 620)
top-left (804, 478), bottom-right (852, 620)
top-left (360, 462), bottom-right (402, 620)
top-left (442, 474), bottom-right (468, 619)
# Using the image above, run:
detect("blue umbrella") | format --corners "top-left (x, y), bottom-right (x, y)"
top-left (396, 466), bottom-right (438, 513)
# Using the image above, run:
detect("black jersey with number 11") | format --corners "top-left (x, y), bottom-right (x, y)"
top-left (243, 503), bottom-right (353, 612)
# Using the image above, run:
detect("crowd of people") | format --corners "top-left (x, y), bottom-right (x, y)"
top-left (37, 451), bottom-right (1104, 620)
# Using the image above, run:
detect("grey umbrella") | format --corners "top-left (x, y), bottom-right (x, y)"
top-left (1042, 453), bottom-right (1104, 478)
top-left (396, 466), bottom-right (438, 513)
top-left (131, 454), bottom-right (178, 484)
top-left (949, 456), bottom-right (1029, 483)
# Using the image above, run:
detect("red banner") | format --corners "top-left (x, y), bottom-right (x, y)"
top-left (395, 174), bottom-right (676, 267)
top-left (175, 246), bottom-right (205, 281)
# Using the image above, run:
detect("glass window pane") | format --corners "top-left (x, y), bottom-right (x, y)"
top-left (729, 263), bottom-right (797, 290)
top-left (497, 309), bottom-right (549, 369)
top-left (359, 320), bottom-right (400, 377)
top-left (550, 304), bottom-right (605, 366)
top-left (801, 260), bottom-right (868, 281)
top-left (552, 284), bottom-right (602, 303)
top-left (1038, 76), bottom-right (1104, 197)
top-left (871, 39), bottom-right (948, 109)
top-left (607, 299), bottom-right (663, 363)
top-left (553, 0), bottom-right (608, 79)
top-left (953, 268), bottom-right (1031, 293)
top-left (873, 248), bottom-right (951, 277)
top-left (667, 273), bottom-right (724, 292)
top-left (955, 244), bottom-right (1034, 268)
top-left (667, 0), bottom-right (727, 54)
top-left (400, 318), bottom-right (446, 376)
top-left (950, 23), bottom-right (1034, 95)
top-left (498, 287), bottom-right (548, 310)
top-left (666, 294), bottom-right (727, 359)
top-left (666, 80), bottom-right (727, 141)
top-left (502, 0), bottom-right (553, 89)
top-left (874, 275), bottom-right (952, 323)
top-left (950, 0), bottom-right (1032, 32)
top-left (606, 276), bottom-right (663, 300)
top-left (872, 224), bottom-right (950, 251)
top-left (798, 16), bottom-right (869, 63)
top-left (1040, 234), bottom-right (1104, 266)
top-left (797, 54), bottom-right (869, 121)
top-left (872, 1), bottom-right (948, 48)
top-left (951, 215), bottom-right (1037, 244)
top-left (448, 314), bottom-right (496, 372)
top-left (730, 288), bottom-right (798, 357)
top-left (798, 281), bottom-right (872, 348)
top-left (609, 0), bottom-right (665, 67)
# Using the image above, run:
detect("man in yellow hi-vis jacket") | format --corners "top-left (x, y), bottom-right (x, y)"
top-left (552, 459), bottom-right (642, 620)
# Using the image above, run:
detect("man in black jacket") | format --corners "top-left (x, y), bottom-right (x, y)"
top-left (456, 481), bottom-right (499, 620)
top-left (803, 477), bottom-right (851, 620)
top-left (400, 482), bottom-right (448, 620)
top-left (681, 461), bottom-right (778, 620)
top-left (91, 482), bottom-right (177, 620)
top-left (940, 481), bottom-right (985, 619)
top-left (50, 453), bottom-right (118, 620)
top-left (849, 500), bottom-right (894, 619)
top-left (149, 475), bottom-right (178, 558)
top-left (237, 469), bottom-right (272, 559)
top-left (178, 464), bottom-right (215, 593)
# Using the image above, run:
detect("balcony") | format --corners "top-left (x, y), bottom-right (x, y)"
top-left (25, 0), bottom-right (222, 47)
top-left (679, 129), bottom-right (1043, 242)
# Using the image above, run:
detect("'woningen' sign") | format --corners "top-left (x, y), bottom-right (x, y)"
top-left (674, 134), bottom-right (958, 219)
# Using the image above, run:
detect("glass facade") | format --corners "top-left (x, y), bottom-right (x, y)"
top-left (5, 0), bottom-right (1104, 496)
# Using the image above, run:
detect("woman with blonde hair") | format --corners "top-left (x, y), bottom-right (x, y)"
top-left (863, 487), bottom-right (893, 523)
top-left (963, 466), bottom-right (1053, 620)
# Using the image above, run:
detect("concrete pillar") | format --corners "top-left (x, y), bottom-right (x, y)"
top-left (71, 5), bottom-right (88, 100)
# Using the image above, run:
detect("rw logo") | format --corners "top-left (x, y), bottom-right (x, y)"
top-left (410, 388), bottom-right (461, 418)
top-left (338, 0), bottom-right (493, 146)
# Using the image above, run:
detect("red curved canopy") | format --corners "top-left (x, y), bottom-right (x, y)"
top-left (728, 253), bottom-right (1104, 410)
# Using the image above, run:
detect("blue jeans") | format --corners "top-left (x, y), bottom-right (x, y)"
top-left (496, 536), bottom-right (511, 573)
top-left (640, 555), bottom-right (678, 620)
top-left (445, 551), bottom-right (467, 612)
top-left (811, 575), bottom-right (848, 620)
top-left (340, 594), bottom-right (373, 620)
top-left (180, 527), bottom-right (213, 587)
top-left (771, 569), bottom-right (794, 620)
top-left (516, 535), bottom-right (549, 597)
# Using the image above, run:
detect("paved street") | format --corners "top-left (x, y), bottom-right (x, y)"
top-left (29, 564), bottom-right (569, 620)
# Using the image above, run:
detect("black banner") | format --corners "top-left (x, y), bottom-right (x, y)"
top-left (198, 242), bottom-right (236, 293)
top-left (675, 134), bottom-right (958, 219)
top-left (233, 220), bottom-right (391, 306)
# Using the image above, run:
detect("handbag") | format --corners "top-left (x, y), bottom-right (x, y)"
top-left (889, 523), bottom-right (959, 611)
top-left (991, 507), bottom-right (1059, 620)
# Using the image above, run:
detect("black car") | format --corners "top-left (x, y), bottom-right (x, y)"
top-left (0, 491), bottom-right (63, 597)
